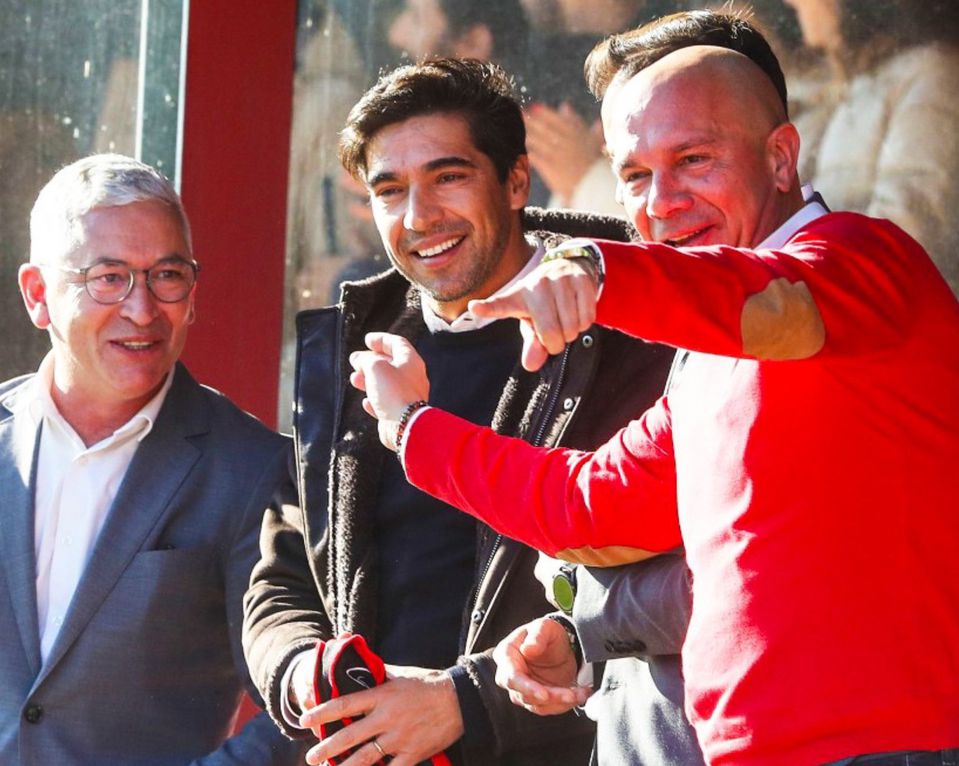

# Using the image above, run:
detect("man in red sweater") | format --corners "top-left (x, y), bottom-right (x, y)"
top-left (347, 29), bottom-right (959, 766)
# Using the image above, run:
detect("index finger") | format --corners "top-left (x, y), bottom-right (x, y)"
top-left (468, 287), bottom-right (531, 321)
top-left (365, 331), bottom-right (414, 363)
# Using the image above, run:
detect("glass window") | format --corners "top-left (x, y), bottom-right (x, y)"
top-left (0, 0), bottom-right (185, 380)
top-left (280, 0), bottom-right (959, 426)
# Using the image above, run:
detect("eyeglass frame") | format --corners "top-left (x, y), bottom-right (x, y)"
top-left (39, 258), bottom-right (201, 305)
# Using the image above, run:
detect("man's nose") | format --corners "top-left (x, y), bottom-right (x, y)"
top-left (403, 186), bottom-right (442, 231)
top-left (646, 172), bottom-right (692, 220)
top-left (118, 274), bottom-right (161, 325)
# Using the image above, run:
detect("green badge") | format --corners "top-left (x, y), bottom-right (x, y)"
top-left (552, 566), bottom-right (576, 615)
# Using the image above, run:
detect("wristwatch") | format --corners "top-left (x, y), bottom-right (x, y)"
top-left (552, 563), bottom-right (578, 615)
top-left (541, 238), bottom-right (605, 289)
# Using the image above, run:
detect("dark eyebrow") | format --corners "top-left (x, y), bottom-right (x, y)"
top-left (424, 155), bottom-right (477, 173)
top-left (366, 170), bottom-right (398, 188)
top-left (366, 155), bottom-right (478, 188)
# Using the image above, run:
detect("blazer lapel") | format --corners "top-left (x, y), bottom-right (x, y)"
top-left (37, 366), bottom-right (208, 677)
top-left (0, 390), bottom-right (44, 677)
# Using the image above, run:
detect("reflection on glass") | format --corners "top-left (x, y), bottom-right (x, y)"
top-left (0, 1), bottom-right (138, 378)
top-left (280, 0), bottom-right (959, 426)
top-left (1, 0), bottom-right (185, 380)
top-left (785, 0), bottom-right (959, 296)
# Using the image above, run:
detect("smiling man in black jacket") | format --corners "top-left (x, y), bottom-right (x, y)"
top-left (242, 58), bottom-right (676, 766)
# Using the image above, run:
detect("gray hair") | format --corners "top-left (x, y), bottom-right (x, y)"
top-left (29, 153), bottom-right (192, 263)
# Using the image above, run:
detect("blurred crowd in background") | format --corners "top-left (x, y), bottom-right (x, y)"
top-left (2, 0), bottom-right (957, 425)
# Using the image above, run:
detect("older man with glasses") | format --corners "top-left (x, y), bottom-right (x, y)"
top-left (43, 258), bottom-right (201, 305)
top-left (0, 153), bottom-right (304, 765)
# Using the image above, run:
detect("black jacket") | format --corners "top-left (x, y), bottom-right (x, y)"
top-left (243, 208), bottom-right (674, 764)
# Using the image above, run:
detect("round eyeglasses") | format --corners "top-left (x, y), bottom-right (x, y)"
top-left (50, 260), bottom-right (200, 304)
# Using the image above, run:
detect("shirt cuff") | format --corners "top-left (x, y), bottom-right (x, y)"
top-left (279, 649), bottom-right (316, 730)
top-left (577, 659), bottom-right (595, 688)
top-left (448, 663), bottom-right (494, 750)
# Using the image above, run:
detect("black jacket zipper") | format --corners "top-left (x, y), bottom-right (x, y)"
top-left (467, 343), bottom-right (574, 644)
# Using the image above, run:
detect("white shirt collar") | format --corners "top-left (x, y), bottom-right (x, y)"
top-left (21, 354), bottom-right (174, 452)
top-left (758, 184), bottom-right (829, 250)
top-left (421, 235), bottom-right (544, 334)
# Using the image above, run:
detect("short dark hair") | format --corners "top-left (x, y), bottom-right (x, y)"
top-left (585, 10), bottom-right (789, 117)
top-left (339, 57), bottom-right (526, 182)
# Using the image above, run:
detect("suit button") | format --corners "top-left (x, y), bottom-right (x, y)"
top-left (24, 704), bottom-right (43, 724)
top-left (471, 609), bottom-right (485, 624)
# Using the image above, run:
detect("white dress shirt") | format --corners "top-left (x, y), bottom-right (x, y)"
top-left (15, 355), bottom-right (173, 664)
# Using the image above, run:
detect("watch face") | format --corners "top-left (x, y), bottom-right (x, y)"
top-left (553, 574), bottom-right (576, 614)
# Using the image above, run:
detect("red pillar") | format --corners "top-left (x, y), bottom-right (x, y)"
top-left (178, 1), bottom-right (297, 428)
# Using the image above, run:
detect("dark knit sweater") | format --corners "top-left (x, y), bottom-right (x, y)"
top-left (374, 319), bottom-right (523, 667)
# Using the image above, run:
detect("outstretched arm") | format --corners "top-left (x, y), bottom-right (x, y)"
top-left (467, 218), bottom-right (928, 371)
top-left (349, 332), bottom-right (681, 566)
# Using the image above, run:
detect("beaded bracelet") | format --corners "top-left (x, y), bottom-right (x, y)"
top-left (394, 399), bottom-right (429, 452)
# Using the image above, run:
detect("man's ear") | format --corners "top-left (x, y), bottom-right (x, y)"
top-left (767, 122), bottom-right (801, 193)
top-left (507, 154), bottom-right (532, 211)
top-left (18, 263), bottom-right (51, 329)
top-left (451, 23), bottom-right (494, 61)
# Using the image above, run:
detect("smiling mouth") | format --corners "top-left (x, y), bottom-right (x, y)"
top-left (414, 235), bottom-right (465, 258)
top-left (113, 340), bottom-right (159, 351)
top-left (663, 227), bottom-right (710, 247)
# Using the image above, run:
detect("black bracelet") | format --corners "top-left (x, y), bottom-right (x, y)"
top-left (394, 399), bottom-right (429, 452)
top-left (545, 613), bottom-right (584, 668)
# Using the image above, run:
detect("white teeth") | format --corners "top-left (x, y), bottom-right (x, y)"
top-left (119, 341), bottom-right (153, 349)
top-left (417, 237), bottom-right (462, 258)
top-left (666, 231), bottom-right (700, 246)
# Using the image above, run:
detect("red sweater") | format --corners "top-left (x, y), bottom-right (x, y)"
top-left (404, 213), bottom-right (959, 765)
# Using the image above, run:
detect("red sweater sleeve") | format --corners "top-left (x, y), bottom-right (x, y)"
top-left (404, 398), bottom-right (681, 566)
top-left (594, 213), bottom-right (928, 358)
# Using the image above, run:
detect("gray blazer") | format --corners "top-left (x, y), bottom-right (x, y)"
top-left (573, 553), bottom-right (704, 766)
top-left (0, 364), bottom-right (304, 765)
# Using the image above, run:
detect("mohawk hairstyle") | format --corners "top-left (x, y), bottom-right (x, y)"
top-left (584, 9), bottom-right (789, 117)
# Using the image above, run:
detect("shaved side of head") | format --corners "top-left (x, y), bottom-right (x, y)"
top-left (610, 45), bottom-right (788, 135)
